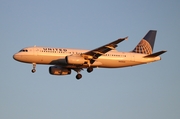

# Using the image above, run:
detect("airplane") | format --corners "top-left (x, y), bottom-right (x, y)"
top-left (13, 30), bottom-right (166, 80)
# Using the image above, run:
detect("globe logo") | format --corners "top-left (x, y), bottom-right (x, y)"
top-left (133, 39), bottom-right (152, 54)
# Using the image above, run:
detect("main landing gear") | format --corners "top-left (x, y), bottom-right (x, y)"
top-left (73, 68), bottom-right (83, 80)
top-left (76, 74), bottom-right (82, 80)
top-left (87, 67), bottom-right (93, 73)
top-left (74, 67), bottom-right (93, 80)
top-left (31, 63), bottom-right (36, 73)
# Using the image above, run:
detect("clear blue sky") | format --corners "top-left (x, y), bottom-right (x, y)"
top-left (0, 0), bottom-right (180, 119)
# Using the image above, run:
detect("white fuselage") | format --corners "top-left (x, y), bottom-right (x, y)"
top-left (13, 46), bottom-right (161, 68)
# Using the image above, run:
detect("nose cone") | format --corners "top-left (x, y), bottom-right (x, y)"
top-left (13, 53), bottom-right (18, 61)
top-left (13, 53), bottom-right (21, 61)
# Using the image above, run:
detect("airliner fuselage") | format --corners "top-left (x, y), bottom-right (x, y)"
top-left (13, 46), bottom-right (160, 68)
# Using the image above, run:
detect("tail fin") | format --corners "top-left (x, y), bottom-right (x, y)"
top-left (132, 30), bottom-right (157, 54)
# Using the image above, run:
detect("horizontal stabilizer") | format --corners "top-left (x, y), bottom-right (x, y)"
top-left (144, 50), bottom-right (167, 58)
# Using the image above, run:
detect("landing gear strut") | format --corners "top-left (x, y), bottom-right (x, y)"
top-left (31, 63), bottom-right (36, 73)
top-left (73, 68), bottom-right (83, 80)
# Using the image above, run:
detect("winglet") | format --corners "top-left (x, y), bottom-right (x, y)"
top-left (143, 50), bottom-right (167, 58)
top-left (125, 37), bottom-right (128, 40)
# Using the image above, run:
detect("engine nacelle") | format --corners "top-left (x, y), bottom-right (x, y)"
top-left (66, 55), bottom-right (85, 65)
top-left (49, 66), bottom-right (71, 75)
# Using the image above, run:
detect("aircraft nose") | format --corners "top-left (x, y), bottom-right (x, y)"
top-left (13, 53), bottom-right (20, 61)
top-left (13, 54), bottom-right (17, 60)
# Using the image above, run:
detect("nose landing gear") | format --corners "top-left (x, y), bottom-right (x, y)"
top-left (31, 69), bottom-right (36, 73)
top-left (31, 63), bottom-right (36, 73)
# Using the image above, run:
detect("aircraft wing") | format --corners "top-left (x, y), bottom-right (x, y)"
top-left (82, 37), bottom-right (128, 64)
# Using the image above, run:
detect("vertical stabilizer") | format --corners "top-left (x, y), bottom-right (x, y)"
top-left (132, 30), bottom-right (157, 54)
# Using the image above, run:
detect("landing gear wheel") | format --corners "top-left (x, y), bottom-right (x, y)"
top-left (76, 74), bottom-right (82, 80)
top-left (31, 69), bottom-right (36, 73)
top-left (87, 67), bottom-right (93, 73)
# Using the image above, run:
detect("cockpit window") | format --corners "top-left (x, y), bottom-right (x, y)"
top-left (19, 49), bottom-right (28, 52)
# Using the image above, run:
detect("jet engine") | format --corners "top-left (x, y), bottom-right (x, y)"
top-left (49, 66), bottom-right (71, 75)
top-left (65, 55), bottom-right (85, 65)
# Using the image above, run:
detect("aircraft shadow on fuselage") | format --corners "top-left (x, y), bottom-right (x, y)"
top-left (49, 59), bottom-right (67, 65)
